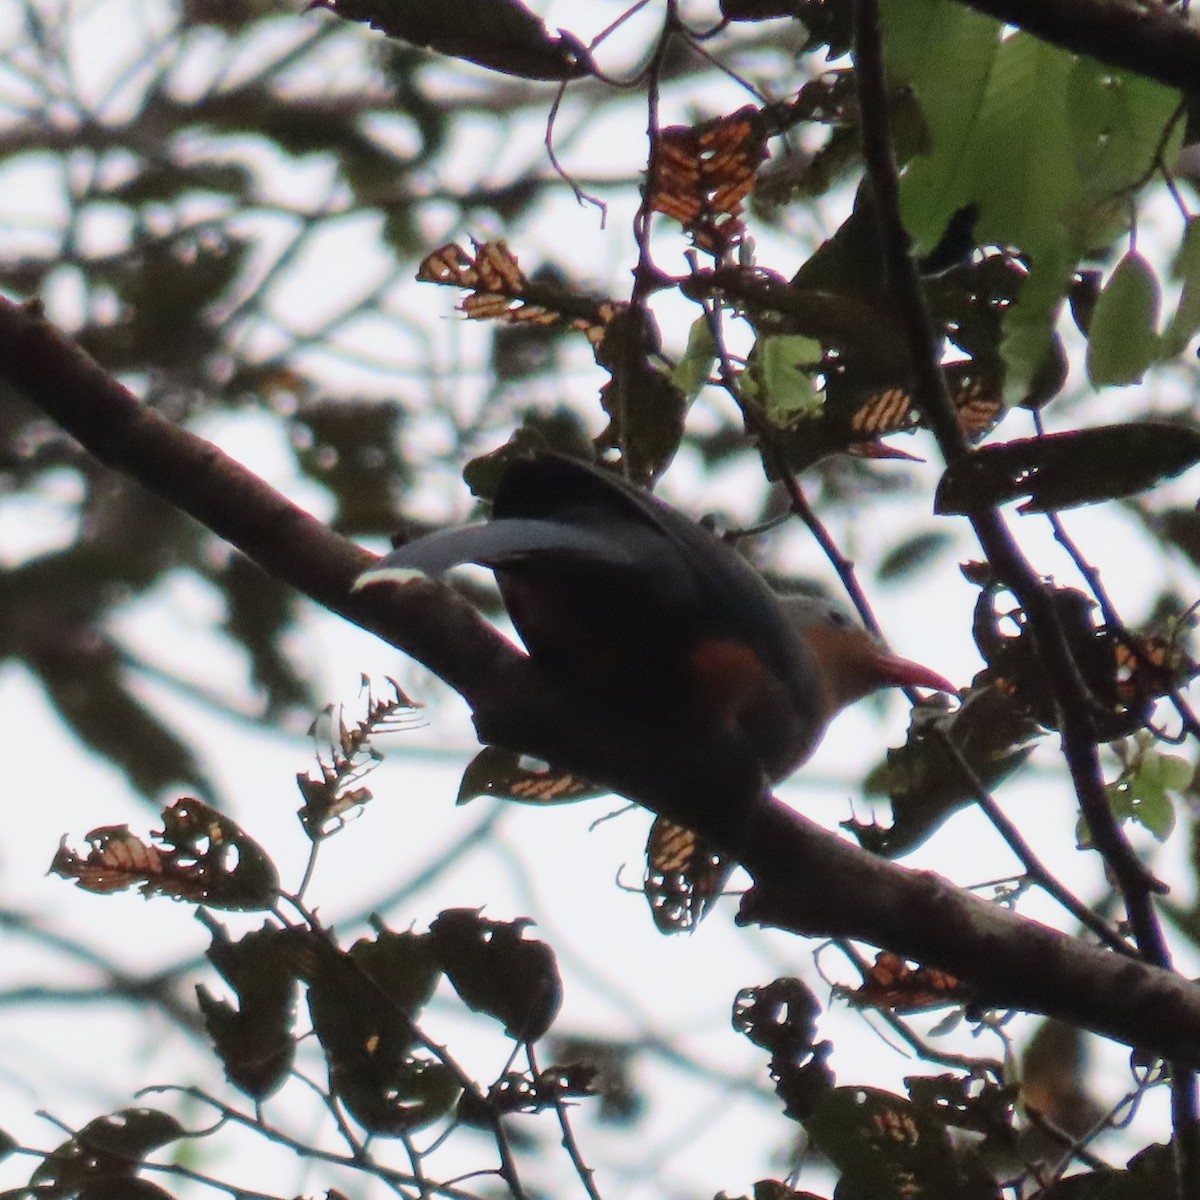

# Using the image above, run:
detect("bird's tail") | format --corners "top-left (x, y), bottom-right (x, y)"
top-left (354, 518), bottom-right (632, 588)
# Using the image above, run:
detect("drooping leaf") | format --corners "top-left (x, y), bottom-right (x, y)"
top-left (594, 305), bottom-right (687, 484)
top-left (457, 746), bottom-right (605, 805)
top-left (349, 921), bottom-right (442, 1019)
top-left (885, 0), bottom-right (1000, 250)
top-left (30, 1109), bottom-right (184, 1193)
top-left (1086, 252), bottom-right (1162, 387)
top-left (852, 686), bottom-right (1042, 857)
top-left (309, 0), bottom-right (594, 81)
top-left (935, 422), bottom-right (1200, 515)
top-left (1163, 216), bottom-right (1200, 356)
top-left (671, 315), bottom-right (717, 403)
top-left (304, 935), bottom-right (459, 1134)
top-left (644, 816), bottom-right (733, 934)
top-left (196, 915), bottom-right (307, 1100)
top-left (884, 0), bottom-right (1181, 403)
top-left (428, 908), bottom-right (562, 1042)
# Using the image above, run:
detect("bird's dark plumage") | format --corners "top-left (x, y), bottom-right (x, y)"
top-left (357, 454), bottom-right (953, 782)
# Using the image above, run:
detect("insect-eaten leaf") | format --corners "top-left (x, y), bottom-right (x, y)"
top-left (647, 106), bottom-right (769, 256)
top-left (30, 1108), bottom-right (184, 1197)
top-left (297, 678), bottom-right (422, 841)
top-left (970, 575), bottom-right (1196, 740)
top-left (732, 978), bottom-right (832, 1121)
top-left (196, 914), bottom-right (309, 1100)
top-left (309, 0), bottom-right (593, 81)
top-left (935, 422), bottom-right (1200, 515)
top-left (644, 816), bottom-right (734, 934)
top-left (836, 951), bottom-right (972, 1015)
top-left (850, 686), bottom-right (1042, 858)
top-left (457, 746), bottom-right (606, 805)
top-left (51, 798), bottom-right (279, 910)
top-left (458, 1063), bottom-right (600, 1123)
top-left (304, 933), bottom-right (458, 1134)
top-left (748, 334), bottom-right (824, 423)
top-left (804, 1086), bottom-right (999, 1200)
top-left (429, 908), bottom-right (562, 1042)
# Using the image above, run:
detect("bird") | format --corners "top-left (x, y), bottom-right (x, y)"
top-left (354, 453), bottom-right (954, 785)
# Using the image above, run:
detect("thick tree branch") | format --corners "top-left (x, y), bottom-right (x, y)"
top-left (0, 298), bottom-right (519, 712)
top-left (955, 0), bottom-right (1200, 97)
top-left (5, 293), bottom-right (1200, 1067)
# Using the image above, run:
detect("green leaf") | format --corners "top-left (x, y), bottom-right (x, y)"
top-left (1163, 217), bottom-right (1200, 356)
top-left (999, 235), bottom-right (1073, 406)
top-left (1086, 252), bottom-right (1162, 386)
top-left (1068, 60), bottom-right (1183, 211)
top-left (884, 0), bottom-right (1001, 253)
top-left (753, 334), bottom-right (824, 422)
top-left (1098, 745), bottom-right (1189, 843)
top-left (671, 316), bottom-right (717, 402)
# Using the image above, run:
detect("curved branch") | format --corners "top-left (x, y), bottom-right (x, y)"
top-left (5, 294), bottom-right (1200, 1066)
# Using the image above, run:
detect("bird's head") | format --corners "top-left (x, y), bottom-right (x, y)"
top-left (780, 593), bottom-right (957, 721)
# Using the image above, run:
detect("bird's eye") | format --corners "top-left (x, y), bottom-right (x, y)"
top-left (827, 606), bottom-right (852, 627)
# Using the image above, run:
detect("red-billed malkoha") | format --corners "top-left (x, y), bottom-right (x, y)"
top-left (355, 453), bottom-right (954, 783)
